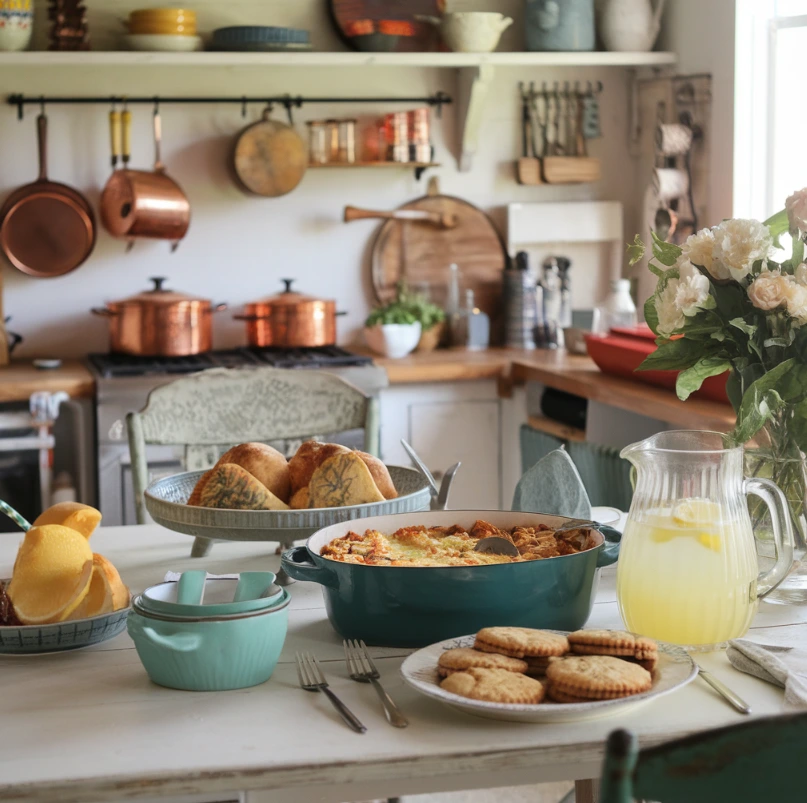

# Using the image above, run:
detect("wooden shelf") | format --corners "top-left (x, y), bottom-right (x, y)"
top-left (527, 415), bottom-right (586, 443)
top-left (309, 161), bottom-right (440, 179)
top-left (0, 50), bottom-right (678, 68)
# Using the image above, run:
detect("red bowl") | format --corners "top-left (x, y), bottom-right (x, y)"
top-left (584, 332), bottom-right (730, 404)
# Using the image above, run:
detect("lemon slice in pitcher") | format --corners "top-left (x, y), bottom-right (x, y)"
top-left (672, 499), bottom-right (722, 527)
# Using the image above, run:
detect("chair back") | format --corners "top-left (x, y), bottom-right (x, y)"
top-left (126, 367), bottom-right (379, 524)
top-left (600, 713), bottom-right (807, 803)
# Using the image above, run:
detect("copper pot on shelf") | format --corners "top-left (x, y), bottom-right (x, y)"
top-left (235, 279), bottom-right (339, 348)
top-left (91, 277), bottom-right (227, 357)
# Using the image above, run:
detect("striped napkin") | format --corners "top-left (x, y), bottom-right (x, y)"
top-left (727, 639), bottom-right (807, 709)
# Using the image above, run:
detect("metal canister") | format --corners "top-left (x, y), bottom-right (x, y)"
top-left (503, 251), bottom-right (538, 349)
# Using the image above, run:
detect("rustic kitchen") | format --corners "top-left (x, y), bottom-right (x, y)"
top-left (2, 2), bottom-right (807, 803)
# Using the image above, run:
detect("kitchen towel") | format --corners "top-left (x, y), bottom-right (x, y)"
top-left (512, 446), bottom-right (592, 520)
top-left (727, 639), bottom-right (807, 709)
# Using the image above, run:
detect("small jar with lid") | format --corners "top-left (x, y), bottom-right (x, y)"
top-left (337, 119), bottom-right (357, 163)
top-left (306, 120), bottom-right (328, 165)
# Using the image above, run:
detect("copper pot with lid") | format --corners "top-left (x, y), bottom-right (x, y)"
top-left (91, 277), bottom-right (227, 356)
top-left (235, 279), bottom-right (340, 348)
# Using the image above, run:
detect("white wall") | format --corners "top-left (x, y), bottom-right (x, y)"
top-left (3, 1), bottom-right (649, 358)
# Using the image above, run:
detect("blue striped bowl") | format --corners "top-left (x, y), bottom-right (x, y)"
top-left (211, 26), bottom-right (310, 45)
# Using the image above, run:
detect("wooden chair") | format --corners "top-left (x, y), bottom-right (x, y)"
top-left (126, 367), bottom-right (380, 557)
top-left (599, 712), bottom-right (807, 803)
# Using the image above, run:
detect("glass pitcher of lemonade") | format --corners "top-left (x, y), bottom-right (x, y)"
top-left (617, 431), bottom-right (794, 650)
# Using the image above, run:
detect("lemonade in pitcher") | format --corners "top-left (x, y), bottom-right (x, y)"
top-left (616, 432), bottom-right (793, 650)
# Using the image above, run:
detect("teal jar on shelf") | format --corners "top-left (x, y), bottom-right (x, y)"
top-left (525, 0), bottom-right (595, 52)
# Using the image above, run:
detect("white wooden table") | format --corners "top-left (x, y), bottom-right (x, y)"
top-left (1, 525), bottom-right (804, 803)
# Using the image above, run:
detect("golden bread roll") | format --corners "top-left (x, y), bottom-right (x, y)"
top-left (309, 452), bottom-right (385, 509)
top-left (354, 451), bottom-right (397, 499)
top-left (189, 464), bottom-right (289, 511)
top-left (288, 441), bottom-right (350, 492)
top-left (216, 442), bottom-right (291, 503)
top-left (289, 487), bottom-right (310, 510)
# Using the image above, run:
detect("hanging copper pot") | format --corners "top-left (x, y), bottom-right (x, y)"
top-left (91, 277), bottom-right (226, 356)
top-left (235, 279), bottom-right (339, 348)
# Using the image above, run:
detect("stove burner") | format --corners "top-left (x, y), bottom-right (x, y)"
top-left (88, 346), bottom-right (372, 379)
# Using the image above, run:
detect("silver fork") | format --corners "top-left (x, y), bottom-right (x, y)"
top-left (343, 639), bottom-right (408, 728)
top-left (295, 652), bottom-right (367, 733)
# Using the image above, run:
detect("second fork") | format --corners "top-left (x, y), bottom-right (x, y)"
top-left (344, 639), bottom-right (408, 728)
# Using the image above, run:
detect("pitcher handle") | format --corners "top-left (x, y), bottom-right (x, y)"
top-left (744, 477), bottom-right (794, 598)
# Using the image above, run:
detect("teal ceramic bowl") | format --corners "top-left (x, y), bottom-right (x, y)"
top-left (127, 590), bottom-right (290, 691)
top-left (281, 511), bottom-right (620, 648)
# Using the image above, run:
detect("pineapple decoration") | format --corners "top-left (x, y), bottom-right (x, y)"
top-left (48, 0), bottom-right (91, 50)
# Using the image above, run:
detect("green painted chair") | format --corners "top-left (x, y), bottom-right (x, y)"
top-left (126, 366), bottom-right (380, 557)
top-left (599, 712), bottom-right (807, 802)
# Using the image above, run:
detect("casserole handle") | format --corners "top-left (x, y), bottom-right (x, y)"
top-left (91, 307), bottom-right (118, 317)
top-left (140, 626), bottom-right (203, 653)
top-left (593, 523), bottom-right (622, 567)
top-left (280, 547), bottom-right (339, 588)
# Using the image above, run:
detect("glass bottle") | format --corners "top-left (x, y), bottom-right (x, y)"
top-left (592, 279), bottom-right (637, 335)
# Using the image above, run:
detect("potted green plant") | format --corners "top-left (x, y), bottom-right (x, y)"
top-left (364, 283), bottom-right (446, 358)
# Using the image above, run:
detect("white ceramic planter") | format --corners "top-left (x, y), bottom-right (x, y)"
top-left (0, 0), bottom-right (33, 52)
top-left (364, 323), bottom-right (422, 359)
top-left (419, 12), bottom-right (513, 53)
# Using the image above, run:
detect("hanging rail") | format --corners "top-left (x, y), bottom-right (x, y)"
top-left (6, 92), bottom-right (453, 122)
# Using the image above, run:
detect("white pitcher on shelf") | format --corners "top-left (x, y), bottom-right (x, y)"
top-left (599, 0), bottom-right (666, 53)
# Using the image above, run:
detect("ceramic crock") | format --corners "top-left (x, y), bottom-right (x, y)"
top-left (127, 589), bottom-right (290, 691)
top-left (0, 0), bottom-right (33, 52)
top-left (525, 0), bottom-right (595, 52)
top-left (280, 511), bottom-right (620, 647)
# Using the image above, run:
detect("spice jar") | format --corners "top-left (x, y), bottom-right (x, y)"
top-left (325, 119), bottom-right (340, 162)
top-left (338, 119), bottom-right (357, 163)
top-left (306, 120), bottom-right (328, 165)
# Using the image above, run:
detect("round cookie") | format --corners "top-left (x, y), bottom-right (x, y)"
top-left (437, 647), bottom-right (528, 678)
top-left (546, 655), bottom-right (652, 700)
top-left (568, 629), bottom-right (637, 656)
top-left (523, 655), bottom-right (552, 677)
top-left (440, 667), bottom-right (545, 704)
top-left (474, 627), bottom-right (570, 659)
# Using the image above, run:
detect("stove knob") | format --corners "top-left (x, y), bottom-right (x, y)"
top-left (109, 419), bottom-right (124, 441)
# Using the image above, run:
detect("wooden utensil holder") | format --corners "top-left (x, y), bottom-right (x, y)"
top-left (516, 157), bottom-right (544, 186)
top-left (542, 156), bottom-right (601, 185)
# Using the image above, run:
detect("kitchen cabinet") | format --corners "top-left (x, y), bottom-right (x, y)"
top-left (380, 380), bottom-right (504, 510)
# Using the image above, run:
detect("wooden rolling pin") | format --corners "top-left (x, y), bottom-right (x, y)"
top-left (344, 205), bottom-right (458, 229)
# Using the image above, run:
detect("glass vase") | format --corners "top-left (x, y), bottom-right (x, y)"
top-left (745, 439), bottom-right (807, 605)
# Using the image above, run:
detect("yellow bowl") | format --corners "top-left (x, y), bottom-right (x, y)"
top-left (129, 8), bottom-right (196, 23)
top-left (128, 20), bottom-right (197, 35)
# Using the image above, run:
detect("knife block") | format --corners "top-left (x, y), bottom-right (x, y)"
top-left (542, 156), bottom-right (601, 185)
top-left (516, 157), bottom-right (544, 185)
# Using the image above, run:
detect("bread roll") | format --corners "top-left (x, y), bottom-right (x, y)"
top-left (189, 464), bottom-right (289, 511)
top-left (354, 451), bottom-right (397, 500)
top-left (309, 453), bottom-right (385, 509)
top-left (289, 441), bottom-right (350, 492)
top-left (289, 487), bottom-right (310, 510)
top-left (216, 442), bottom-right (291, 503)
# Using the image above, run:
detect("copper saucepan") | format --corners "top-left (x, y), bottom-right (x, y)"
top-left (234, 279), bottom-right (342, 348)
top-left (100, 109), bottom-right (190, 248)
top-left (92, 277), bottom-right (227, 356)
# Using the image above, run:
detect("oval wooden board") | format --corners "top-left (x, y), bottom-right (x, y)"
top-left (370, 193), bottom-right (508, 325)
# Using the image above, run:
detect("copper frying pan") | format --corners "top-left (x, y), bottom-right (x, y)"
top-left (0, 113), bottom-right (96, 277)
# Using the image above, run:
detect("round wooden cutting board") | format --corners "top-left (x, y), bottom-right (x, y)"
top-left (369, 184), bottom-right (509, 324)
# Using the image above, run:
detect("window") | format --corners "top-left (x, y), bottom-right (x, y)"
top-left (735, 1), bottom-right (807, 222)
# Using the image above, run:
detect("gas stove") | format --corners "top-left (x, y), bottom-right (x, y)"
top-left (88, 345), bottom-right (373, 378)
top-left (89, 345), bottom-right (387, 526)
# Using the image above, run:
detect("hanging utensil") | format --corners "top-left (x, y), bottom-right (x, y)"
top-left (231, 104), bottom-right (307, 198)
top-left (400, 439), bottom-right (439, 497)
top-left (100, 107), bottom-right (191, 248)
top-left (0, 112), bottom-right (96, 277)
top-left (344, 206), bottom-right (458, 229)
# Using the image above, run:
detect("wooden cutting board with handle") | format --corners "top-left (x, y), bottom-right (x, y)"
top-left (357, 179), bottom-right (508, 323)
top-left (0, 269), bottom-right (9, 367)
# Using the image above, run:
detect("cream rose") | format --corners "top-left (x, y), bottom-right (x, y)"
top-left (795, 262), bottom-right (807, 286)
top-left (712, 218), bottom-right (774, 282)
top-left (786, 188), bottom-right (807, 236)
top-left (675, 261), bottom-right (713, 317)
top-left (679, 228), bottom-right (729, 280)
top-left (784, 280), bottom-right (807, 326)
top-left (748, 270), bottom-right (790, 311)
top-left (655, 278), bottom-right (684, 337)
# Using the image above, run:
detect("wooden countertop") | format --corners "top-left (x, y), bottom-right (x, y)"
top-left (0, 360), bottom-right (95, 402)
top-left (374, 348), bottom-right (736, 431)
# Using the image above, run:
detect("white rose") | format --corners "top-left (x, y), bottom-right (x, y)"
top-left (675, 261), bottom-right (712, 316)
top-left (679, 228), bottom-right (730, 280)
top-left (748, 270), bottom-right (790, 311)
top-left (785, 188), bottom-right (807, 236)
top-left (712, 218), bottom-right (774, 282)
top-left (655, 278), bottom-right (684, 336)
top-left (795, 262), bottom-right (807, 286)
top-left (784, 279), bottom-right (807, 326)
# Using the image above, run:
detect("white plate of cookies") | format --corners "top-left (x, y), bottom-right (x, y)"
top-left (400, 628), bottom-right (697, 723)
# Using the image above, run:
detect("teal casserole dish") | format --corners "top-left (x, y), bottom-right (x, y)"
top-left (127, 589), bottom-right (290, 691)
top-left (281, 511), bottom-right (620, 648)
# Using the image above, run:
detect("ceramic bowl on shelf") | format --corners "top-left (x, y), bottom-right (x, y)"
top-left (364, 322), bottom-right (422, 359)
top-left (124, 34), bottom-right (203, 51)
top-left (210, 25), bottom-right (310, 50)
top-left (417, 11), bottom-right (513, 53)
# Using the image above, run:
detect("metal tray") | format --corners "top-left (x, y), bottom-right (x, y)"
top-left (144, 465), bottom-right (432, 542)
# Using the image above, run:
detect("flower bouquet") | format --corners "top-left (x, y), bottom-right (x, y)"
top-left (630, 188), bottom-right (807, 602)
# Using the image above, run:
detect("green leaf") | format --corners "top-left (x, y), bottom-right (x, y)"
top-left (627, 235), bottom-right (646, 268)
top-left (764, 209), bottom-right (791, 248)
top-left (651, 231), bottom-right (683, 267)
top-left (711, 331), bottom-right (727, 342)
top-left (793, 235), bottom-right (805, 267)
top-left (638, 337), bottom-right (715, 372)
top-left (676, 357), bottom-right (732, 401)
top-left (644, 294), bottom-right (660, 336)
top-left (714, 283), bottom-right (750, 320)
top-left (729, 318), bottom-right (757, 337)
top-left (730, 388), bottom-right (786, 446)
